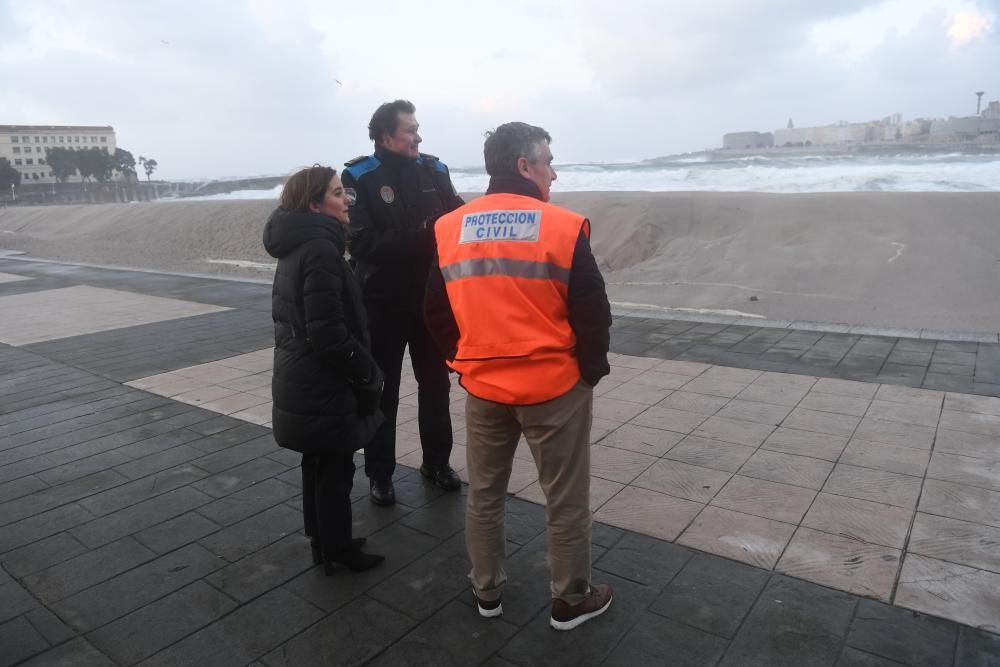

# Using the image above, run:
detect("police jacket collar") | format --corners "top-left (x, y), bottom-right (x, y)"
top-left (374, 145), bottom-right (416, 170)
top-left (486, 175), bottom-right (544, 201)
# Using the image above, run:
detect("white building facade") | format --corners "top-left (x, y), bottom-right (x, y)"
top-left (0, 125), bottom-right (118, 184)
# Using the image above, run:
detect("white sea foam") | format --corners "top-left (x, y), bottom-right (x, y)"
top-left (179, 153), bottom-right (1000, 199)
top-left (182, 184), bottom-right (284, 201)
top-left (451, 153), bottom-right (1000, 193)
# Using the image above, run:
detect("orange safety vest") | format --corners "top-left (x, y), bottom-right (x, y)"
top-left (433, 192), bottom-right (588, 404)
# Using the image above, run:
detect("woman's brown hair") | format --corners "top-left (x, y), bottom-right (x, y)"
top-left (280, 165), bottom-right (337, 212)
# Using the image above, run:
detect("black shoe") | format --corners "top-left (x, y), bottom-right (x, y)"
top-left (420, 464), bottom-right (461, 491)
top-left (324, 547), bottom-right (385, 574)
top-left (369, 478), bottom-right (396, 506)
top-left (311, 537), bottom-right (365, 565)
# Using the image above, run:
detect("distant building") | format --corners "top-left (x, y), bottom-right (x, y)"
top-left (722, 102), bottom-right (1000, 150)
top-left (928, 115), bottom-right (1000, 144)
top-left (723, 131), bottom-right (774, 149)
top-left (898, 119), bottom-right (931, 139)
top-left (0, 125), bottom-right (117, 184)
top-left (773, 120), bottom-right (877, 147)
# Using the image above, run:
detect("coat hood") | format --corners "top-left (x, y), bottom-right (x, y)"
top-left (263, 208), bottom-right (346, 259)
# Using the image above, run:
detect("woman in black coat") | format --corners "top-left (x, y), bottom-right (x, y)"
top-left (263, 165), bottom-right (385, 573)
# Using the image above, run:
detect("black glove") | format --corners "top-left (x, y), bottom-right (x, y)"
top-left (354, 365), bottom-right (384, 417)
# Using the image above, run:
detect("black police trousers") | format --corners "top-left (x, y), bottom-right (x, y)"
top-left (363, 306), bottom-right (453, 481)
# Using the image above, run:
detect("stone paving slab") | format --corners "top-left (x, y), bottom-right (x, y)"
top-left (1, 361), bottom-right (997, 666)
top-left (610, 315), bottom-right (1000, 398)
top-left (2, 257), bottom-right (1000, 665)
top-left (126, 345), bottom-right (1000, 632)
top-left (0, 286), bottom-right (229, 346)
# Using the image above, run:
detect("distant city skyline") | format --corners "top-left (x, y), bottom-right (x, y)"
top-left (1, 0), bottom-right (997, 179)
top-left (721, 99), bottom-right (1000, 151)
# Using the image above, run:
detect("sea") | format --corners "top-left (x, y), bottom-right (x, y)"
top-left (182, 152), bottom-right (1000, 200)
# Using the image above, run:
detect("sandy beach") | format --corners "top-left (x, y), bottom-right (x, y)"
top-left (1, 192), bottom-right (998, 333)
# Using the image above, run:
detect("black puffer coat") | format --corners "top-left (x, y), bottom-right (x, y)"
top-left (263, 208), bottom-right (383, 453)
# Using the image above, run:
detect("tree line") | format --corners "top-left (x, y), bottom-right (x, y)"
top-left (0, 147), bottom-right (159, 193)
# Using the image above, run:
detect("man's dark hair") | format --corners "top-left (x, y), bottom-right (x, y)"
top-left (368, 99), bottom-right (417, 143)
top-left (280, 165), bottom-right (337, 212)
top-left (483, 122), bottom-right (552, 177)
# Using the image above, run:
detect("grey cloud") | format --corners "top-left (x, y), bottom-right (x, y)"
top-left (3, 0), bottom-right (997, 177)
top-left (570, 1), bottom-right (895, 96)
top-left (3, 1), bottom-right (378, 178)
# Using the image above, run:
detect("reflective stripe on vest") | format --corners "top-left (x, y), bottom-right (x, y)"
top-left (440, 257), bottom-right (571, 284)
top-left (434, 192), bottom-right (587, 405)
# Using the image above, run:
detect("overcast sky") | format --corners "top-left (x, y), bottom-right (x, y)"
top-left (1, 0), bottom-right (997, 180)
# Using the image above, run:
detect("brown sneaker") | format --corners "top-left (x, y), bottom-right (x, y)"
top-left (550, 583), bottom-right (613, 631)
top-left (473, 593), bottom-right (503, 618)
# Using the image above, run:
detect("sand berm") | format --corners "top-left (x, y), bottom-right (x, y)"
top-left (1, 192), bottom-right (998, 333)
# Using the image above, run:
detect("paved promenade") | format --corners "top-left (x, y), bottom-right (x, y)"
top-left (1, 255), bottom-right (998, 666)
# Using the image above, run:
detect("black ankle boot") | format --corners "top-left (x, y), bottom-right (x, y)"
top-left (311, 537), bottom-right (366, 565)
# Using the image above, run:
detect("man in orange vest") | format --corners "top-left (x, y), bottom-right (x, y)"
top-left (425, 122), bottom-right (613, 630)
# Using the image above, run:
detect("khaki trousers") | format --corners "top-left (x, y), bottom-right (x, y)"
top-left (465, 380), bottom-right (593, 606)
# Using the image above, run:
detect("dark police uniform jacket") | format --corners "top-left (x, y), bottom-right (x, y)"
top-left (342, 146), bottom-right (464, 313)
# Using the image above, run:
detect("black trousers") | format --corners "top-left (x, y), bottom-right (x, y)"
top-left (301, 451), bottom-right (356, 558)
top-left (364, 305), bottom-right (453, 481)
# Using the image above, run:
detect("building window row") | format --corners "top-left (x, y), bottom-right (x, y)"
top-left (12, 154), bottom-right (103, 166)
top-left (9, 166), bottom-right (56, 179)
top-left (11, 134), bottom-right (110, 144)
top-left (6, 145), bottom-right (111, 155)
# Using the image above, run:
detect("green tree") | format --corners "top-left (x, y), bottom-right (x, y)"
top-left (112, 148), bottom-right (137, 182)
top-left (91, 148), bottom-right (114, 183)
top-left (78, 147), bottom-right (113, 183)
top-left (0, 158), bottom-right (20, 193)
top-left (76, 149), bottom-right (94, 182)
top-left (45, 147), bottom-right (78, 183)
top-left (138, 156), bottom-right (158, 182)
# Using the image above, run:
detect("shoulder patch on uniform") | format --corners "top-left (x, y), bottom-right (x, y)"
top-left (418, 153), bottom-right (448, 174)
top-left (344, 155), bottom-right (380, 179)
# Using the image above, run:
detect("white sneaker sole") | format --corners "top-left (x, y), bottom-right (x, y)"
top-left (477, 602), bottom-right (503, 618)
top-left (550, 595), bottom-right (613, 631)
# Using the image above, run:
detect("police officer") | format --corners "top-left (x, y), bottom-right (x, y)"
top-left (343, 100), bottom-right (464, 506)
top-left (424, 122), bottom-right (614, 630)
